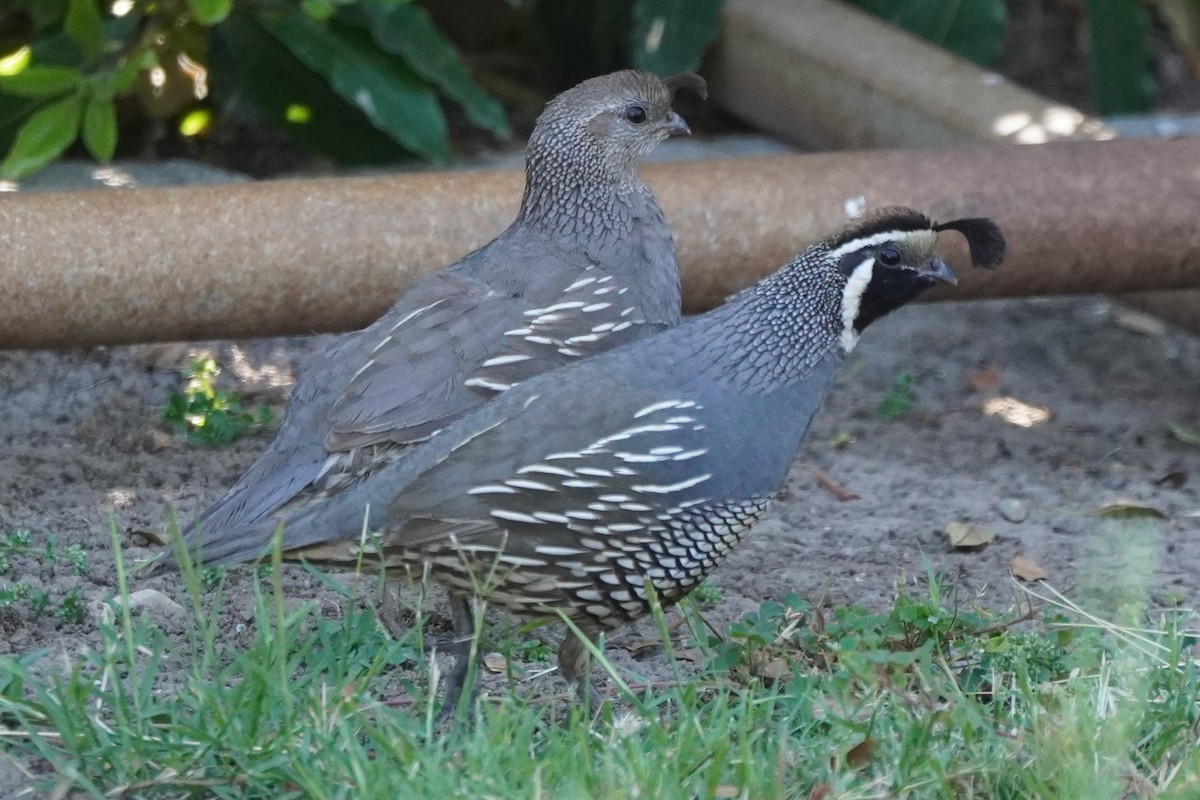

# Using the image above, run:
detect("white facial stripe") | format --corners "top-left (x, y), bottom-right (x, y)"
top-left (840, 256), bottom-right (875, 353)
top-left (825, 228), bottom-right (936, 262)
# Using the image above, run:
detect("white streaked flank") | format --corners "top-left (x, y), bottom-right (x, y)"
top-left (490, 509), bottom-right (544, 524)
top-left (517, 463), bottom-right (575, 478)
top-left (480, 353), bottom-right (532, 368)
top-left (503, 478), bottom-right (558, 492)
top-left (464, 377), bottom-right (512, 392)
top-left (468, 484), bottom-right (519, 495)
top-left (631, 473), bottom-right (712, 494)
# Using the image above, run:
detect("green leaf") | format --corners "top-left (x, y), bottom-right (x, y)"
top-left (188, 0), bottom-right (234, 26)
top-left (208, 11), bottom-right (412, 166)
top-left (631, 0), bottom-right (723, 75)
top-left (1, 92), bottom-right (82, 179)
top-left (105, 47), bottom-right (158, 95)
top-left (1084, 0), bottom-right (1153, 113)
top-left (302, 0), bottom-right (337, 21)
top-left (265, 12), bottom-right (449, 161)
top-left (64, 0), bottom-right (106, 56)
top-left (530, 0), bottom-right (631, 85)
top-left (30, 0), bottom-right (69, 32)
top-left (82, 94), bottom-right (116, 161)
top-left (0, 66), bottom-right (84, 98)
top-left (365, 4), bottom-right (510, 138)
top-left (847, 0), bottom-right (1006, 66)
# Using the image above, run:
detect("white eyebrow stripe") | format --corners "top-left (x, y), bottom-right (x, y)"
top-left (827, 230), bottom-right (906, 260)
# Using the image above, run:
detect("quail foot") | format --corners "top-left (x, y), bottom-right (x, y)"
top-left (180, 207), bottom-right (1005, 716)
top-left (166, 71), bottom-right (704, 710)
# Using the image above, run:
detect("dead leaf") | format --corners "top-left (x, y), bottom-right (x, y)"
top-left (1113, 308), bottom-right (1167, 337)
top-left (945, 521), bottom-right (996, 550)
top-left (1151, 470), bottom-right (1188, 489)
top-left (128, 528), bottom-right (168, 546)
top-left (621, 638), bottom-right (661, 655)
top-left (1169, 423), bottom-right (1200, 446)
top-left (1010, 554), bottom-right (1048, 582)
top-left (752, 656), bottom-right (793, 685)
top-left (1095, 501), bottom-right (1169, 520)
top-left (966, 364), bottom-right (1001, 393)
top-left (982, 396), bottom-right (1052, 428)
top-left (846, 737), bottom-right (876, 769)
top-left (482, 652), bottom-right (507, 674)
top-left (807, 785), bottom-right (831, 800)
top-left (713, 786), bottom-right (740, 799)
top-left (803, 464), bottom-right (859, 501)
top-left (675, 648), bottom-right (704, 664)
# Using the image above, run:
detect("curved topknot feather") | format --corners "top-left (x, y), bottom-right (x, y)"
top-left (933, 218), bottom-right (1007, 270)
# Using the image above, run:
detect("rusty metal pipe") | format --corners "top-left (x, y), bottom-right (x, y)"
top-left (1, 137), bottom-right (1198, 349)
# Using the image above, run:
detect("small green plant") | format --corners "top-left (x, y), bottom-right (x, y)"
top-left (0, 580), bottom-right (30, 612)
top-left (163, 356), bottom-right (273, 446)
top-left (56, 586), bottom-right (87, 624)
top-left (690, 580), bottom-right (724, 608)
top-left (200, 566), bottom-right (225, 590)
top-left (876, 371), bottom-right (918, 420)
top-left (0, 530), bottom-right (32, 576)
top-left (0, 531), bottom-right (87, 621)
top-left (65, 543), bottom-right (87, 576)
top-left (510, 637), bottom-right (553, 663)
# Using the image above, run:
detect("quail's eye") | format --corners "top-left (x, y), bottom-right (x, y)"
top-left (623, 104), bottom-right (648, 123)
top-left (878, 246), bottom-right (902, 267)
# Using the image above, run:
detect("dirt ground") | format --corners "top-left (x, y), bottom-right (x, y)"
top-left (3, 285), bottom-right (1199, 665)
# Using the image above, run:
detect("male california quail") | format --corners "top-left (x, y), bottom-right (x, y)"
top-left (183, 207), bottom-right (1005, 714)
top-left (171, 70), bottom-right (704, 566)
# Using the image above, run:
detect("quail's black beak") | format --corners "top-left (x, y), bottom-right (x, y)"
top-left (922, 258), bottom-right (957, 286)
top-left (663, 111), bottom-right (691, 137)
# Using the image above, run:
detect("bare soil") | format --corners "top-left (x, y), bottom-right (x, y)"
top-left (2, 291), bottom-right (1198, 688)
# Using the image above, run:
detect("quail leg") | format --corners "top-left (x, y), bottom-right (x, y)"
top-left (435, 591), bottom-right (479, 722)
top-left (557, 622), bottom-right (603, 711)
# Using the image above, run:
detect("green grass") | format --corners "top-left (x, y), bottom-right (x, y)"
top-left (0, 525), bottom-right (1197, 798)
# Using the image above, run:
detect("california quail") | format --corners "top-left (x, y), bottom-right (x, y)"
top-left (183, 207), bottom-right (1005, 714)
top-left (171, 70), bottom-right (704, 566)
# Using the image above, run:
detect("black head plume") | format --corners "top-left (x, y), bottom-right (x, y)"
top-left (933, 217), bottom-right (1006, 270)
top-left (664, 72), bottom-right (708, 100)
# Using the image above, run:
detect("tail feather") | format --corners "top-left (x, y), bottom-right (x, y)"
top-left (164, 458), bottom-right (405, 570)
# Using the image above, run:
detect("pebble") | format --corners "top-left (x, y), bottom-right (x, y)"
top-left (996, 497), bottom-right (1028, 523)
top-left (91, 588), bottom-right (186, 625)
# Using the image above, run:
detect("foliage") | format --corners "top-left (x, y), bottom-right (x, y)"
top-left (530, 0), bottom-right (722, 87)
top-left (845, 0), bottom-right (1007, 66)
top-left (849, 0), bottom-right (1200, 115)
top-left (0, 0), bottom-right (510, 178)
top-left (0, 0), bottom-right (723, 179)
top-left (162, 356), bottom-right (273, 446)
top-left (1084, 0), bottom-right (1153, 113)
